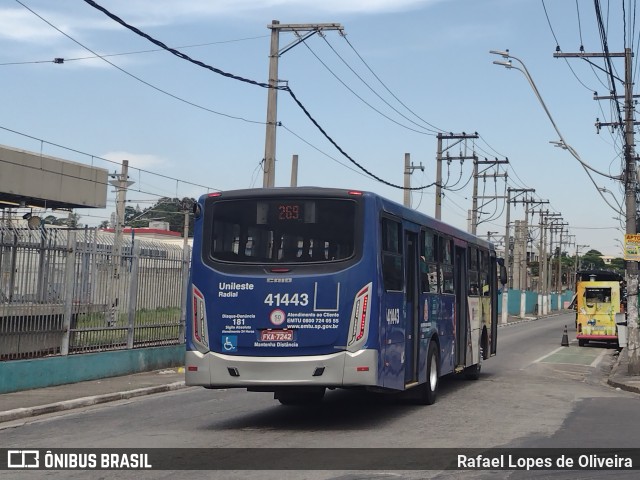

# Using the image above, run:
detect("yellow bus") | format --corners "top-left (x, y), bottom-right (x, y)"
top-left (575, 270), bottom-right (625, 347)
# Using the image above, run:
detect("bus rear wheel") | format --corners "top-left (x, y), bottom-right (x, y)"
top-left (275, 387), bottom-right (326, 405)
top-left (417, 340), bottom-right (439, 405)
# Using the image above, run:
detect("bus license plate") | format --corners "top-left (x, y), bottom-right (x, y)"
top-left (260, 329), bottom-right (293, 341)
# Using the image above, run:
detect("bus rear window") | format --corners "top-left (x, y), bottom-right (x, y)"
top-left (585, 287), bottom-right (612, 303)
top-left (209, 199), bottom-right (356, 263)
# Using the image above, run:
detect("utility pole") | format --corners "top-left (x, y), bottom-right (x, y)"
top-left (623, 47), bottom-right (639, 373)
top-left (179, 199), bottom-right (192, 344)
top-left (509, 189), bottom-right (535, 291)
top-left (290, 154), bottom-right (298, 187)
top-left (108, 160), bottom-right (134, 327)
top-left (537, 211), bottom-right (545, 316)
top-left (542, 213), bottom-right (562, 314)
top-left (525, 199), bottom-right (548, 315)
top-left (556, 226), bottom-right (565, 296)
top-left (532, 209), bottom-right (560, 315)
top-left (503, 187), bottom-right (534, 287)
top-left (565, 234), bottom-right (576, 288)
top-left (575, 244), bottom-right (589, 277)
top-left (435, 132), bottom-right (478, 219)
top-left (548, 220), bottom-right (568, 310)
top-left (501, 184), bottom-right (510, 324)
top-left (556, 47), bottom-right (638, 373)
top-left (263, 21), bottom-right (344, 188)
top-left (470, 160), bottom-right (508, 235)
top-left (403, 153), bottom-right (424, 207)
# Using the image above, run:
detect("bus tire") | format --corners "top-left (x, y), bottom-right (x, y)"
top-left (578, 339), bottom-right (586, 347)
top-left (418, 340), bottom-right (439, 405)
top-left (275, 387), bottom-right (325, 406)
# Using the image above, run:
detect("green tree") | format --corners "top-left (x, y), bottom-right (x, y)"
top-left (610, 257), bottom-right (626, 273)
top-left (42, 213), bottom-right (82, 228)
top-left (117, 197), bottom-right (196, 236)
top-left (580, 249), bottom-right (605, 270)
top-left (124, 204), bottom-right (148, 228)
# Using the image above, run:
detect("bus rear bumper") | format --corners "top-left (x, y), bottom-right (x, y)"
top-left (185, 349), bottom-right (378, 388)
top-left (576, 334), bottom-right (617, 341)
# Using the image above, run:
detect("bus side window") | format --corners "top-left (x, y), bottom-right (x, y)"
top-left (421, 230), bottom-right (439, 293)
top-left (382, 218), bottom-right (403, 291)
top-left (480, 249), bottom-right (490, 295)
top-left (468, 247), bottom-right (479, 296)
top-left (439, 236), bottom-right (454, 294)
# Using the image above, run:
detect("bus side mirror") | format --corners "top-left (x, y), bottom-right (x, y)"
top-left (497, 258), bottom-right (507, 285)
top-left (499, 265), bottom-right (507, 285)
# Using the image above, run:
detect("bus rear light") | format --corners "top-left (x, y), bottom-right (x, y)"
top-left (348, 190), bottom-right (363, 196)
top-left (187, 366), bottom-right (198, 372)
top-left (208, 192), bottom-right (222, 197)
top-left (356, 366), bottom-right (369, 372)
top-left (356, 294), bottom-right (369, 341)
top-left (347, 283), bottom-right (372, 350)
top-left (192, 285), bottom-right (210, 352)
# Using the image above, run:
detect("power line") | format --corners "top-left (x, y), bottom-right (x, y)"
top-left (341, 35), bottom-right (445, 134)
top-left (15, 0), bottom-right (266, 126)
top-left (0, 124), bottom-right (221, 195)
top-left (320, 35), bottom-right (440, 134)
top-left (80, 0), bottom-right (439, 191)
top-left (280, 124), bottom-right (373, 180)
top-left (542, 0), bottom-right (602, 93)
top-left (80, 0), bottom-right (277, 89)
top-left (594, 0), bottom-right (625, 131)
top-left (0, 35), bottom-right (270, 66)
top-left (285, 87), bottom-right (438, 190)
top-left (300, 38), bottom-right (432, 136)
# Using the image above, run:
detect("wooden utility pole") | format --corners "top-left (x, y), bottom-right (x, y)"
top-left (263, 21), bottom-right (344, 188)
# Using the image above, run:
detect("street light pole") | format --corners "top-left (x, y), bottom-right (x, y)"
top-left (489, 50), bottom-right (623, 215)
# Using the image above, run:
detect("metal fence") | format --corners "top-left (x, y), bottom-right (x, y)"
top-left (0, 225), bottom-right (189, 361)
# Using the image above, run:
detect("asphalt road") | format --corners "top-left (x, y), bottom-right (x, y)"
top-left (3, 312), bottom-right (639, 480)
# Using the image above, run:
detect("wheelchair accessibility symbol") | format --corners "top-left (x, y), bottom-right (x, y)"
top-left (222, 335), bottom-right (237, 352)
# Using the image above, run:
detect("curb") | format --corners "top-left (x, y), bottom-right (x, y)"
top-left (499, 311), bottom-right (568, 328)
top-left (607, 350), bottom-right (640, 394)
top-left (499, 316), bottom-right (538, 327)
top-left (0, 381), bottom-right (186, 424)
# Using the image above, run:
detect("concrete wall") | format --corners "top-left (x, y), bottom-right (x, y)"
top-left (0, 345), bottom-right (183, 394)
top-left (0, 144), bottom-right (108, 208)
top-left (498, 289), bottom-right (574, 316)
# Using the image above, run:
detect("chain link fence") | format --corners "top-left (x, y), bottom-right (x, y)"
top-left (0, 225), bottom-right (189, 361)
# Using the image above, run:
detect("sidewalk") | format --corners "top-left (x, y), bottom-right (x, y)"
top-left (1, 312), bottom-right (638, 424)
top-left (607, 347), bottom-right (640, 394)
top-left (0, 367), bottom-right (186, 423)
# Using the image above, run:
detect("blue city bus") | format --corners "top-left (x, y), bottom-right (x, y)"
top-left (186, 187), bottom-right (505, 405)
